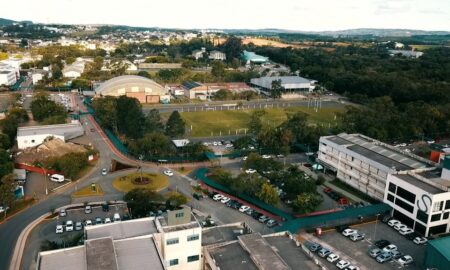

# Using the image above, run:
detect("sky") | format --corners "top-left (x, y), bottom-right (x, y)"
top-left (1, 0), bottom-right (449, 31)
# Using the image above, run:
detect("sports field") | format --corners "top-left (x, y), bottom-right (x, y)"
top-left (179, 106), bottom-right (345, 137)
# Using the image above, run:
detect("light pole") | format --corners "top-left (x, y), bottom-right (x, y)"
top-left (139, 155), bottom-right (144, 183)
top-left (373, 213), bottom-right (380, 241)
top-left (44, 168), bottom-right (48, 195)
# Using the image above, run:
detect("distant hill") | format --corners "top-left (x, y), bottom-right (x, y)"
top-left (0, 18), bottom-right (17, 26)
top-left (314, 28), bottom-right (450, 37)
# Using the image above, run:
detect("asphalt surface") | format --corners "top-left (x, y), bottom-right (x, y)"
top-left (144, 97), bottom-right (347, 113)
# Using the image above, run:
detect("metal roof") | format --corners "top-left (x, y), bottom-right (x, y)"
top-left (428, 236), bottom-right (450, 261)
top-left (182, 81), bottom-right (202, 90)
top-left (395, 174), bottom-right (443, 194)
top-left (85, 218), bottom-right (157, 240)
top-left (17, 122), bottom-right (84, 138)
top-left (250, 76), bottom-right (314, 90)
top-left (242, 50), bottom-right (269, 62)
top-left (95, 75), bottom-right (166, 95)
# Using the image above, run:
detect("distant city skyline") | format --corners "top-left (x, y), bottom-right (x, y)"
top-left (1, 0), bottom-right (449, 31)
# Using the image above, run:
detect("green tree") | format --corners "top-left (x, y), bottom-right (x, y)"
top-left (248, 109), bottom-right (266, 135)
top-left (211, 60), bottom-right (225, 78)
top-left (270, 79), bottom-right (283, 99)
top-left (145, 109), bottom-right (164, 133)
top-left (116, 96), bottom-right (145, 139)
top-left (0, 174), bottom-right (16, 209)
top-left (166, 192), bottom-right (188, 209)
top-left (91, 96), bottom-right (118, 132)
top-left (166, 111), bottom-right (185, 137)
top-left (129, 132), bottom-right (172, 157)
top-left (222, 36), bottom-right (242, 61)
top-left (292, 192), bottom-right (323, 213)
top-left (123, 188), bottom-right (165, 218)
top-left (30, 92), bottom-right (67, 123)
top-left (213, 89), bottom-right (232, 100)
top-left (256, 183), bottom-right (279, 206)
top-left (0, 149), bottom-right (13, 180)
top-left (0, 134), bottom-right (10, 149)
top-left (66, 57), bottom-right (76, 65)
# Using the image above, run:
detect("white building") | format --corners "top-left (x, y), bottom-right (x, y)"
top-left (389, 50), bottom-right (424, 58)
top-left (384, 156), bottom-right (450, 237)
top-left (192, 47), bottom-right (206, 60)
top-left (17, 121), bottom-right (84, 149)
top-left (32, 72), bottom-right (44, 84)
top-left (37, 206), bottom-right (201, 270)
top-left (209, 50), bottom-right (226, 61)
top-left (0, 69), bottom-right (17, 86)
top-left (250, 76), bottom-right (317, 92)
top-left (63, 60), bottom-right (85, 78)
top-left (318, 133), bottom-right (434, 200)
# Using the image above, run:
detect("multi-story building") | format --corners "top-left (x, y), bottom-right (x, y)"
top-left (37, 207), bottom-right (201, 270)
top-left (318, 133), bottom-right (434, 200)
top-left (384, 156), bottom-right (450, 236)
top-left (0, 69), bottom-right (17, 86)
top-left (208, 50), bottom-right (226, 61)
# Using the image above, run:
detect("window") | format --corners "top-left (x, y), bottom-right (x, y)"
top-left (432, 201), bottom-right (444, 212)
top-left (445, 200), bottom-right (450, 210)
top-left (431, 214), bottom-right (441, 222)
top-left (395, 186), bottom-right (416, 204)
top-left (175, 212), bottom-right (184, 218)
top-left (187, 255), bottom-right (199, 262)
top-left (394, 198), bottom-right (414, 213)
top-left (388, 183), bottom-right (397, 193)
top-left (166, 238), bottom-right (179, 245)
top-left (187, 234), bottom-right (199, 242)
top-left (387, 194), bottom-right (395, 203)
top-left (416, 210), bottom-right (429, 223)
top-left (169, 259), bottom-right (179, 266)
top-left (443, 212), bottom-right (449, 220)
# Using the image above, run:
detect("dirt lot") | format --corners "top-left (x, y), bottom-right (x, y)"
top-left (16, 138), bottom-right (87, 164)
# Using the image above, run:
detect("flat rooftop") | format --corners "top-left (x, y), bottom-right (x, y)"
top-left (209, 242), bottom-right (258, 270)
top-left (265, 235), bottom-right (318, 270)
top-left (202, 224), bottom-right (250, 246)
top-left (86, 218), bottom-right (157, 240)
top-left (238, 233), bottom-right (290, 270)
top-left (395, 173), bottom-right (447, 194)
top-left (156, 213), bottom-right (200, 232)
top-left (39, 246), bottom-right (86, 270)
top-left (114, 236), bottom-right (165, 270)
top-left (324, 133), bottom-right (432, 171)
top-left (17, 122), bottom-right (83, 137)
top-left (85, 238), bottom-right (118, 270)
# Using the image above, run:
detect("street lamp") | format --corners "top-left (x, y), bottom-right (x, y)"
top-left (44, 168), bottom-right (48, 195)
top-left (138, 154), bottom-right (144, 183)
top-left (373, 213), bottom-right (380, 241)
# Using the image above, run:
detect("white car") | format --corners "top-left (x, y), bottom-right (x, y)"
top-left (220, 197), bottom-right (230, 204)
top-left (75, 222), bottom-right (83, 231)
top-left (382, 244), bottom-right (398, 253)
top-left (397, 255), bottom-right (414, 266)
top-left (413, 237), bottom-right (428, 245)
top-left (104, 217), bottom-right (112, 224)
top-left (262, 155), bottom-right (271, 159)
top-left (0, 206), bottom-right (9, 214)
top-left (56, 225), bottom-right (64, 234)
top-left (336, 260), bottom-right (350, 269)
top-left (85, 219), bottom-right (93, 226)
top-left (212, 194), bottom-right (224, 201)
top-left (101, 168), bottom-right (107, 176)
top-left (163, 170), bottom-right (174, 176)
top-left (394, 223), bottom-right (407, 231)
top-left (65, 220), bottom-right (74, 232)
top-left (59, 209), bottom-right (67, 217)
top-left (242, 156), bottom-right (248, 161)
top-left (399, 227), bottom-right (414, 235)
top-left (239, 205), bottom-right (250, 212)
top-left (346, 266), bottom-right (359, 270)
top-left (342, 228), bottom-right (357, 236)
top-left (245, 169), bottom-right (257, 174)
top-left (84, 205), bottom-right (92, 214)
top-left (388, 219), bottom-right (401, 227)
top-left (327, 253), bottom-right (340, 263)
top-left (225, 143), bottom-right (233, 148)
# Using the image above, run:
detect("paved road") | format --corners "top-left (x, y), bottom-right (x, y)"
top-left (144, 98), bottom-right (347, 113)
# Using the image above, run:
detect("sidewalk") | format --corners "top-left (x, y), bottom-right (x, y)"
top-left (323, 181), bottom-right (369, 204)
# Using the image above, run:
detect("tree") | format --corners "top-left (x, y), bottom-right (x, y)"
top-left (211, 60), bottom-right (225, 78)
top-left (256, 183), bottom-right (279, 206)
top-left (129, 132), bottom-right (172, 157)
top-left (116, 96), bottom-right (145, 139)
top-left (30, 92), bottom-right (67, 123)
top-left (66, 57), bottom-right (76, 65)
top-left (213, 89), bottom-right (232, 101)
top-left (0, 174), bottom-right (16, 210)
top-left (222, 36), bottom-right (242, 61)
top-left (270, 79), bottom-right (283, 99)
top-left (0, 134), bottom-right (10, 149)
top-left (248, 110), bottom-right (266, 135)
top-left (292, 192), bottom-right (323, 213)
top-left (166, 111), bottom-right (185, 137)
top-left (145, 109), bottom-right (164, 133)
top-left (0, 149), bottom-right (13, 180)
top-left (92, 96), bottom-right (118, 132)
top-left (166, 192), bottom-right (188, 209)
top-left (123, 188), bottom-right (165, 218)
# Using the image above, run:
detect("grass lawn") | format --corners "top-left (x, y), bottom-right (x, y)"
top-left (72, 184), bottom-right (104, 198)
top-left (178, 106), bottom-right (345, 137)
top-left (0, 198), bottom-right (35, 222)
top-left (410, 44), bottom-right (443, 50)
top-left (112, 172), bottom-right (169, 193)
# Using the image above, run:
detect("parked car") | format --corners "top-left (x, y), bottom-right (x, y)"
top-left (266, 219), bottom-right (277, 227)
top-left (369, 248), bottom-right (382, 258)
top-left (245, 209), bottom-right (254, 216)
top-left (262, 155), bottom-right (271, 159)
top-left (113, 213), bottom-right (121, 222)
top-left (65, 220), bottom-right (74, 232)
top-left (388, 219), bottom-right (401, 227)
top-left (399, 227), bottom-right (414, 235)
top-left (242, 156), bottom-right (248, 161)
top-left (212, 194), bottom-right (224, 201)
top-left (193, 193), bottom-right (203, 200)
top-left (406, 232), bottom-right (422, 241)
top-left (84, 219), bottom-right (93, 226)
top-left (342, 228), bottom-right (357, 236)
top-left (104, 217), bottom-right (112, 224)
top-left (336, 260), bottom-right (350, 269)
top-left (350, 233), bottom-right (365, 241)
top-left (163, 170), bottom-right (174, 176)
top-left (390, 250), bottom-right (403, 259)
top-left (374, 239), bottom-right (390, 248)
top-left (345, 266), bottom-right (359, 270)
top-left (251, 211), bottom-right (262, 220)
top-left (335, 225), bottom-right (349, 233)
top-left (376, 252), bottom-right (393, 263)
top-left (102, 203), bottom-right (110, 212)
top-left (59, 209), bottom-right (67, 217)
top-left (56, 225), bottom-right (64, 234)
top-left (220, 197), bottom-right (230, 204)
top-left (95, 217), bottom-right (102, 225)
top-left (101, 168), bottom-right (108, 176)
top-left (318, 248), bottom-right (331, 258)
top-left (397, 255), bottom-right (414, 266)
top-left (308, 243), bottom-right (321, 252)
top-left (239, 205), bottom-right (250, 212)
top-left (84, 205), bottom-right (92, 214)
top-left (245, 169), bottom-right (257, 174)
top-left (394, 223), bottom-right (407, 231)
top-left (75, 222), bottom-right (83, 231)
top-left (413, 237), bottom-right (428, 245)
top-left (382, 244), bottom-right (398, 253)
top-left (327, 253), bottom-right (340, 263)
top-left (258, 215), bottom-right (269, 223)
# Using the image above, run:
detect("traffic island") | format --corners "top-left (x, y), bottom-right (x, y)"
top-left (71, 184), bottom-right (104, 198)
top-left (112, 172), bottom-right (168, 193)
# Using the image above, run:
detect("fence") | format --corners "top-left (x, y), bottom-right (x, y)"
top-left (15, 163), bottom-right (62, 175)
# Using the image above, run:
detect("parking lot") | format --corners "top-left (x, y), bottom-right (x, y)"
top-left (49, 93), bottom-right (75, 112)
top-left (310, 221), bottom-right (426, 270)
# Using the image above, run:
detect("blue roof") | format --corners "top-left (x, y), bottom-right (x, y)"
top-left (182, 81), bottom-right (202, 90)
top-left (429, 236), bottom-right (450, 261)
top-left (242, 50), bottom-right (269, 63)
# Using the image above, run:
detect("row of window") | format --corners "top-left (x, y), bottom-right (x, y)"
top-left (169, 255), bottom-right (199, 266)
top-left (388, 183), bottom-right (416, 204)
top-left (166, 234), bottom-right (199, 245)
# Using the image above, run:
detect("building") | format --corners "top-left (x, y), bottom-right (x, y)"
top-left (37, 207), bottom-right (201, 270)
top-left (424, 235), bottom-right (450, 269)
top-left (16, 121), bottom-right (84, 149)
top-left (95, 75), bottom-right (170, 104)
top-left (63, 60), bottom-right (85, 78)
top-left (0, 69), bottom-right (17, 86)
top-left (242, 50), bottom-right (269, 64)
top-left (138, 63), bottom-right (182, 70)
top-left (250, 76), bottom-right (317, 92)
top-left (384, 156), bottom-right (450, 236)
top-left (209, 50), bottom-right (226, 61)
top-left (183, 81), bottom-right (255, 100)
top-left (389, 50), bottom-right (424, 58)
top-left (317, 133), bottom-right (434, 200)
top-left (192, 47), bottom-right (206, 60)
